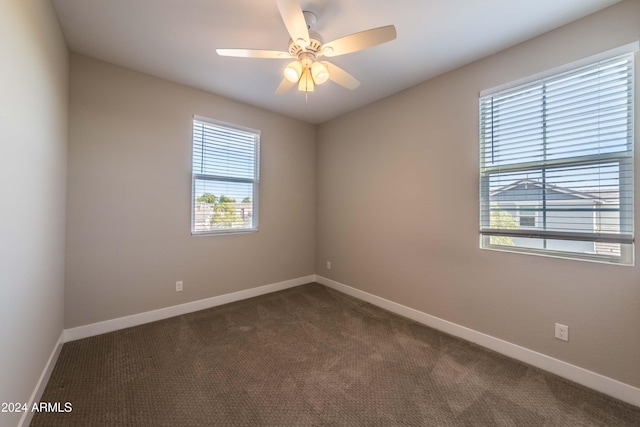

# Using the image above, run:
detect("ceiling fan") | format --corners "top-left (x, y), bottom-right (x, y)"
top-left (216, 0), bottom-right (397, 95)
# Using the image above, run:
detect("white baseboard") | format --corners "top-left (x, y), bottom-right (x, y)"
top-left (64, 275), bottom-right (315, 342)
top-left (18, 332), bottom-right (64, 427)
top-left (315, 275), bottom-right (640, 408)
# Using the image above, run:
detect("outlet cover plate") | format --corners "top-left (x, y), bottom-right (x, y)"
top-left (555, 323), bottom-right (569, 341)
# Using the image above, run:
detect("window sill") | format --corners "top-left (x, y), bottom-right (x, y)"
top-left (480, 244), bottom-right (634, 267)
top-left (192, 228), bottom-right (258, 237)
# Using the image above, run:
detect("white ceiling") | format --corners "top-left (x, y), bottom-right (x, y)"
top-left (51, 0), bottom-right (621, 124)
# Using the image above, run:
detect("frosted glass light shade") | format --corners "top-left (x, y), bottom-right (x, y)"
top-left (298, 69), bottom-right (315, 92)
top-left (311, 61), bottom-right (329, 85)
top-left (284, 61), bottom-right (303, 83)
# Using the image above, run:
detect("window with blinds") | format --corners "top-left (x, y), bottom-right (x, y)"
top-left (479, 50), bottom-right (635, 264)
top-left (191, 117), bottom-right (259, 235)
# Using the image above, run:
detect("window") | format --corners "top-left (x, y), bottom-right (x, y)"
top-left (519, 207), bottom-right (536, 228)
top-left (480, 47), bottom-right (635, 264)
top-left (191, 116), bottom-right (259, 235)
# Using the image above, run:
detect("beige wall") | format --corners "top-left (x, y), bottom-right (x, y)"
top-left (0, 1), bottom-right (68, 425)
top-left (65, 54), bottom-right (316, 328)
top-left (317, 0), bottom-right (640, 387)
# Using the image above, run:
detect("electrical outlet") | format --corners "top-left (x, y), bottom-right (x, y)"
top-left (555, 323), bottom-right (568, 341)
top-left (326, 261), bottom-right (331, 270)
top-left (176, 281), bottom-right (183, 292)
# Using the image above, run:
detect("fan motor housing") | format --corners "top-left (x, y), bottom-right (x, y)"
top-left (288, 30), bottom-right (324, 57)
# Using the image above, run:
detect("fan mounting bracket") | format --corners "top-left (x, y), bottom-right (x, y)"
top-left (303, 11), bottom-right (317, 30)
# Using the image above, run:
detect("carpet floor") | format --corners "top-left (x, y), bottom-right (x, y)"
top-left (32, 283), bottom-right (640, 426)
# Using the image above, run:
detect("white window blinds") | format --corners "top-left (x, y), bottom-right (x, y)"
top-left (191, 117), bottom-right (260, 234)
top-left (480, 52), bottom-right (634, 264)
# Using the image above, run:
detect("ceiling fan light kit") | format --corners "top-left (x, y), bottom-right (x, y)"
top-left (216, 0), bottom-right (397, 97)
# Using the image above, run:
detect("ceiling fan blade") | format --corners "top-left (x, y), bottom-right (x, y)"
top-left (276, 0), bottom-right (310, 48)
top-left (321, 25), bottom-right (396, 57)
top-left (216, 49), bottom-right (291, 59)
top-left (323, 61), bottom-right (360, 90)
top-left (276, 78), bottom-right (296, 95)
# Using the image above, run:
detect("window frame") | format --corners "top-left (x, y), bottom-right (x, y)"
top-left (479, 43), bottom-right (637, 265)
top-left (518, 206), bottom-right (536, 228)
top-left (190, 115), bottom-right (260, 236)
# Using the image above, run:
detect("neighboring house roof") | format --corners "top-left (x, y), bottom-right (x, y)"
top-left (490, 179), bottom-right (607, 202)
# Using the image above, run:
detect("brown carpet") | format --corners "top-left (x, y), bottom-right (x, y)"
top-left (32, 283), bottom-right (640, 426)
